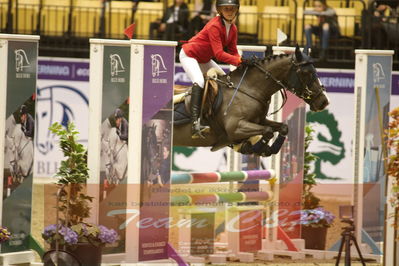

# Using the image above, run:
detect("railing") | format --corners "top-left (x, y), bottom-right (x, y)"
top-left (1, 0), bottom-right (398, 68)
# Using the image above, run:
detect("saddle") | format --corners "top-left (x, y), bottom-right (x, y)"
top-left (173, 68), bottom-right (224, 126)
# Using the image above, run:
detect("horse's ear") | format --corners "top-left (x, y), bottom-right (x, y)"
top-left (295, 44), bottom-right (303, 62)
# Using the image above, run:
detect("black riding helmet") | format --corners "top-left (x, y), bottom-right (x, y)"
top-left (216, 0), bottom-right (240, 22)
top-left (216, 0), bottom-right (240, 7)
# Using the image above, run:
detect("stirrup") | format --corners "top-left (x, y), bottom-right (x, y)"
top-left (191, 119), bottom-right (209, 139)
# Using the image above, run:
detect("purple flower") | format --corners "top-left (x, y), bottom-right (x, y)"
top-left (42, 224), bottom-right (78, 245)
top-left (300, 207), bottom-right (335, 227)
top-left (98, 225), bottom-right (118, 244)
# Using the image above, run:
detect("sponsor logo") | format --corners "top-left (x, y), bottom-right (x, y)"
top-left (151, 54), bottom-right (167, 84)
top-left (35, 85), bottom-right (89, 176)
top-left (110, 54), bottom-right (126, 83)
top-left (372, 63), bottom-right (385, 83)
top-left (15, 49), bottom-right (31, 78)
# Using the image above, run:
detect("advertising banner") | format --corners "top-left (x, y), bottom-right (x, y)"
top-left (191, 212), bottom-right (215, 255)
top-left (2, 39), bottom-right (38, 252)
top-left (362, 55), bottom-right (391, 241)
top-left (138, 45), bottom-right (174, 261)
top-left (239, 210), bottom-right (262, 252)
top-left (35, 59), bottom-right (89, 178)
top-left (279, 92), bottom-right (306, 238)
top-left (99, 45), bottom-right (131, 254)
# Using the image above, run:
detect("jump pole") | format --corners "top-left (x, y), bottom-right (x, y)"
top-left (171, 170), bottom-right (275, 261)
top-left (0, 34), bottom-right (39, 264)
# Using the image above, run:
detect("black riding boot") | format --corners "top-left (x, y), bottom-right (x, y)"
top-left (190, 83), bottom-right (207, 138)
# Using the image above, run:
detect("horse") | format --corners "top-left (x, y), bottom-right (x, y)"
top-left (5, 119), bottom-right (34, 184)
top-left (173, 46), bottom-right (329, 157)
top-left (101, 120), bottom-right (128, 184)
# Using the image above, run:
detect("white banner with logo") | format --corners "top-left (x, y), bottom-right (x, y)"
top-left (34, 57), bottom-right (89, 178)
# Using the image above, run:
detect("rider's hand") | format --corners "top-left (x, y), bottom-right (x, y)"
top-left (240, 57), bottom-right (256, 66)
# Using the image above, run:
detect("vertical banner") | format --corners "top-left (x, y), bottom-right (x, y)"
top-left (99, 45), bottom-right (130, 254)
top-left (353, 50), bottom-right (393, 260)
top-left (239, 210), bottom-right (262, 252)
top-left (35, 58), bottom-right (89, 178)
top-left (279, 94), bottom-right (306, 238)
top-left (191, 212), bottom-right (215, 255)
top-left (138, 43), bottom-right (174, 261)
top-left (0, 35), bottom-right (39, 252)
top-left (363, 55), bottom-right (391, 241)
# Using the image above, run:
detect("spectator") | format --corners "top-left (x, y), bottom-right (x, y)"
top-left (368, 1), bottom-right (399, 48)
top-left (304, 0), bottom-right (340, 61)
top-left (149, 0), bottom-right (190, 41)
top-left (187, 0), bottom-right (215, 39)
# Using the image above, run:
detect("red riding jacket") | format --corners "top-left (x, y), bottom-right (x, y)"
top-left (182, 16), bottom-right (241, 66)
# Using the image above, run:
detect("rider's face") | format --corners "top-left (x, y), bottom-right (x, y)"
top-left (115, 117), bottom-right (121, 127)
top-left (21, 114), bottom-right (26, 123)
top-left (219, 5), bottom-right (238, 21)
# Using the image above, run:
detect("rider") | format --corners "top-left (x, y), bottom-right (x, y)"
top-left (114, 108), bottom-right (128, 143)
top-left (20, 105), bottom-right (34, 139)
top-left (180, 0), bottom-right (242, 138)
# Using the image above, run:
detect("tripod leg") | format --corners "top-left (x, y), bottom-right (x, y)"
top-left (345, 234), bottom-right (351, 266)
top-left (351, 235), bottom-right (366, 266)
top-left (335, 235), bottom-right (345, 266)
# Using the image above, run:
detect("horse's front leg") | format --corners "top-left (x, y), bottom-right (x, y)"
top-left (263, 119), bottom-right (289, 136)
top-left (227, 120), bottom-right (274, 141)
top-left (228, 120), bottom-right (286, 157)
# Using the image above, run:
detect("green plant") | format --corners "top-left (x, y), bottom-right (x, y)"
top-left (49, 122), bottom-right (92, 225)
top-left (301, 124), bottom-right (335, 228)
top-left (42, 122), bottom-right (118, 247)
top-left (303, 124), bottom-right (320, 210)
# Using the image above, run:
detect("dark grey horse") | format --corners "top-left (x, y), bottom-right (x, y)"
top-left (173, 46), bottom-right (329, 156)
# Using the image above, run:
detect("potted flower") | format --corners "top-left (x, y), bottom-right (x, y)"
top-left (387, 107), bottom-right (399, 231)
top-left (0, 227), bottom-right (11, 244)
top-left (300, 124), bottom-right (335, 249)
top-left (41, 122), bottom-right (118, 265)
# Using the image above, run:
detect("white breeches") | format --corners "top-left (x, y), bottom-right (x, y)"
top-left (179, 48), bottom-right (225, 88)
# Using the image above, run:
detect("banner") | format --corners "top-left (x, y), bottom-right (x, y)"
top-left (35, 59), bottom-right (89, 177)
top-left (362, 55), bottom-right (391, 241)
top-left (2, 39), bottom-right (38, 252)
top-left (99, 45), bottom-right (131, 254)
top-left (278, 92), bottom-right (306, 238)
top-left (138, 44), bottom-right (174, 261)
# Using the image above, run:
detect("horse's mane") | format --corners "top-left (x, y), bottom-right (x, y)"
top-left (233, 53), bottom-right (292, 73)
